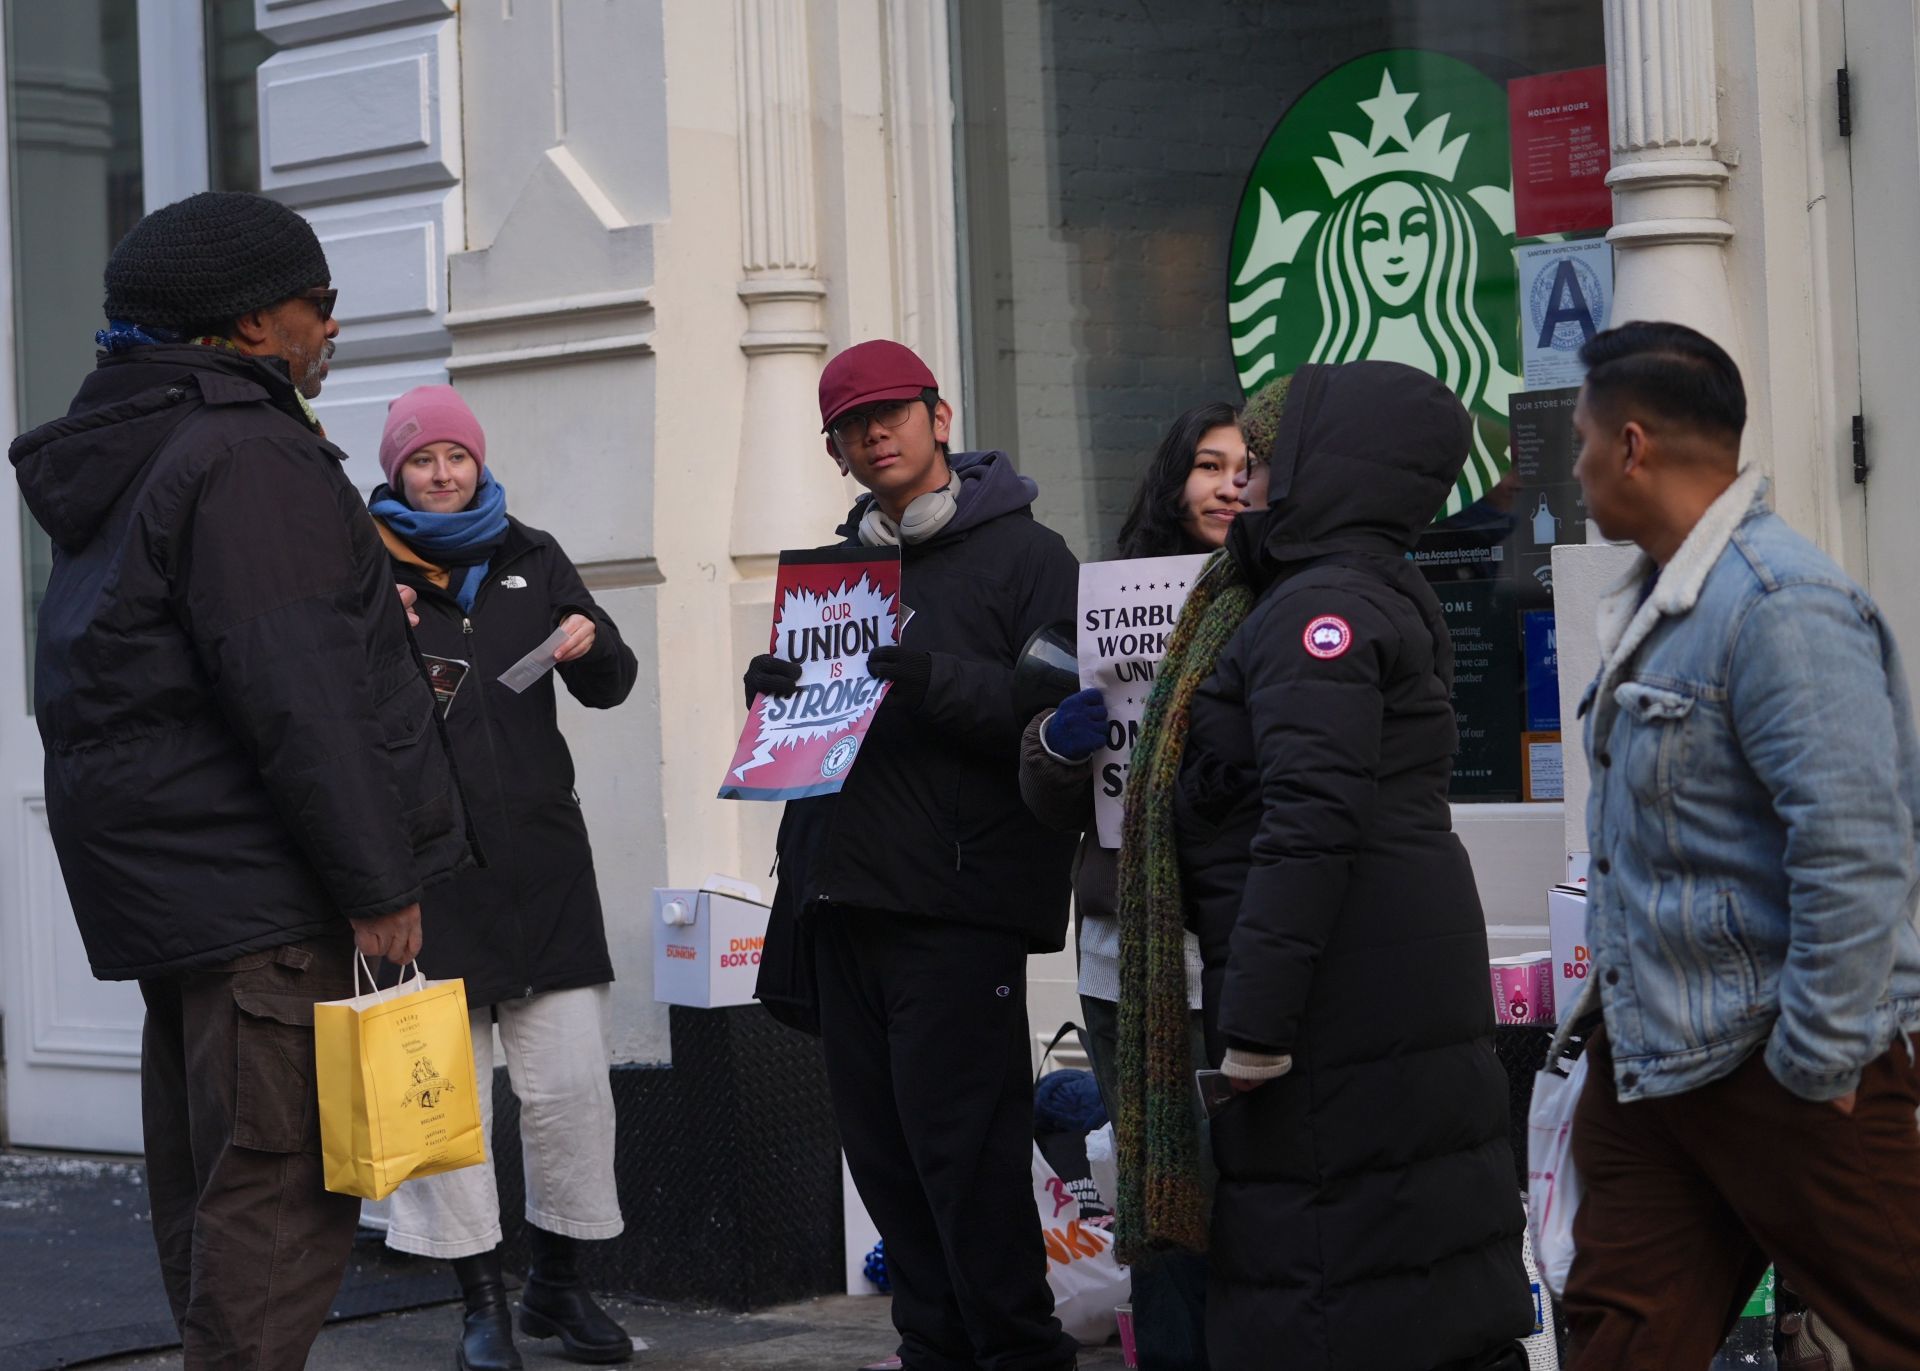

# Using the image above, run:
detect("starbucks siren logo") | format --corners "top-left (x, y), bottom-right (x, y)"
top-left (1229, 52), bottom-right (1521, 518)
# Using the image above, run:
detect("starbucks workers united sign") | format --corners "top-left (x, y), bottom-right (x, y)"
top-left (1229, 51), bottom-right (1520, 518)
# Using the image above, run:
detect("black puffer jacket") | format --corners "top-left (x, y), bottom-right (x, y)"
top-left (772, 450), bottom-right (1079, 950)
top-left (9, 346), bottom-right (470, 979)
top-left (1176, 363), bottom-right (1530, 1370)
top-left (385, 513), bottom-right (637, 1007)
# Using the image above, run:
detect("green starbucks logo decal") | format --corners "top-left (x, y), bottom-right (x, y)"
top-left (1229, 51), bottom-right (1519, 518)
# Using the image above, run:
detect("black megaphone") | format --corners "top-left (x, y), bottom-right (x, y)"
top-left (1012, 620), bottom-right (1080, 723)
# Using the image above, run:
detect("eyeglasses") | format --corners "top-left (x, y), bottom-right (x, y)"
top-left (828, 396), bottom-right (922, 444)
top-left (296, 287), bottom-right (338, 322)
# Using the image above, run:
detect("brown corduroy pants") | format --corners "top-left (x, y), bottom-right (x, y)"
top-left (138, 936), bottom-right (360, 1371)
top-left (1563, 1027), bottom-right (1920, 1371)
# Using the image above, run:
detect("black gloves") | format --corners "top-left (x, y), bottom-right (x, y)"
top-left (868, 645), bottom-right (932, 712)
top-left (743, 653), bottom-right (801, 709)
top-left (746, 648), bottom-right (931, 713)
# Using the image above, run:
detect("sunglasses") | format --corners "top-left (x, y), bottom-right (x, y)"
top-left (296, 287), bottom-right (338, 322)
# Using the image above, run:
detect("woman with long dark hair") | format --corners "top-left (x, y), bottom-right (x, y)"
top-left (1017, 394), bottom-right (1279, 1370)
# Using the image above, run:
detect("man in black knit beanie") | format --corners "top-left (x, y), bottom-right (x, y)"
top-left (11, 191), bottom-right (470, 1369)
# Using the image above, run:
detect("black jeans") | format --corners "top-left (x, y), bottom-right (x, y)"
top-left (815, 906), bottom-right (1077, 1371)
top-left (139, 936), bottom-right (360, 1370)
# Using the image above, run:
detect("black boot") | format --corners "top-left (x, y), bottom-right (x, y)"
top-left (518, 1226), bottom-right (631, 1364)
top-left (451, 1249), bottom-right (522, 1371)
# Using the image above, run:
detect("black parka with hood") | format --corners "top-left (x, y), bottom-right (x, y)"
top-left (771, 450), bottom-right (1080, 951)
top-left (386, 514), bottom-right (637, 1008)
top-left (1175, 363), bottom-right (1531, 1370)
top-left (9, 346), bottom-right (470, 979)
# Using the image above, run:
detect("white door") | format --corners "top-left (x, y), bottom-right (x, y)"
top-left (1848, 2), bottom-right (1920, 696)
top-left (0, 0), bottom-right (264, 1152)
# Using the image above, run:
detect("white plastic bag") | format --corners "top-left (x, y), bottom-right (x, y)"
top-left (1032, 1142), bottom-right (1130, 1344)
top-left (1526, 1049), bottom-right (1589, 1299)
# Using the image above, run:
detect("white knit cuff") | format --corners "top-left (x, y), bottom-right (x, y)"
top-left (1220, 1047), bottom-right (1294, 1082)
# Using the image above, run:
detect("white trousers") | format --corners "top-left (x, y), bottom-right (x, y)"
top-left (385, 983), bottom-right (623, 1259)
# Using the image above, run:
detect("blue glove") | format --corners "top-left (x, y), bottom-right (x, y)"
top-left (1043, 688), bottom-right (1108, 762)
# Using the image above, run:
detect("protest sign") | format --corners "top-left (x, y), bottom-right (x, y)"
top-left (719, 547), bottom-right (903, 802)
top-left (1077, 553), bottom-right (1209, 847)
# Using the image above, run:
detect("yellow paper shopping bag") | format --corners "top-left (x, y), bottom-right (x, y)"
top-left (315, 956), bottom-right (487, 1200)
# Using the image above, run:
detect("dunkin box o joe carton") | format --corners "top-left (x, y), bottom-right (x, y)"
top-left (652, 878), bottom-right (770, 1009)
top-left (1548, 882), bottom-right (1591, 1023)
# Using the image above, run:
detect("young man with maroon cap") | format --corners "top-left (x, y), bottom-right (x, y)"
top-left (743, 340), bottom-right (1081, 1371)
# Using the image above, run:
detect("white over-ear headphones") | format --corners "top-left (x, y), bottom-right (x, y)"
top-left (858, 485), bottom-right (959, 547)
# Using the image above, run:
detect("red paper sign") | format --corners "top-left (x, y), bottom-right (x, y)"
top-left (1509, 67), bottom-right (1612, 239)
top-left (718, 546), bottom-right (903, 802)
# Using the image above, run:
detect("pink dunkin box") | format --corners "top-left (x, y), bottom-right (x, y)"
top-left (1490, 953), bottom-right (1555, 1025)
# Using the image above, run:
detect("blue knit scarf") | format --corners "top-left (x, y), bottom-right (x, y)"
top-left (369, 472), bottom-right (510, 611)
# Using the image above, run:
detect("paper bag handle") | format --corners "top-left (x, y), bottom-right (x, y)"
top-left (353, 952), bottom-right (426, 999)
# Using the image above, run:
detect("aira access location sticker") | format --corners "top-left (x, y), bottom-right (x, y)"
top-left (1302, 615), bottom-right (1353, 659)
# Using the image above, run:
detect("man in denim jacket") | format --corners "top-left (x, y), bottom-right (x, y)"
top-left (1559, 321), bottom-right (1920, 1369)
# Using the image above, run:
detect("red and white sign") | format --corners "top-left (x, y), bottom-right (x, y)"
top-left (719, 547), bottom-right (903, 802)
top-left (1508, 67), bottom-right (1612, 239)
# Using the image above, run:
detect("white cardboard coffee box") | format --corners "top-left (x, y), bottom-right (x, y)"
top-left (1548, 884), bottom-right (1591, 1023)
top-left (651, 877), bottom-right (770, 1009)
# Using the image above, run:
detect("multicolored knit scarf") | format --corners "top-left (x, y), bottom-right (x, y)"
top-left (1111, 546), bottom-right (1256, 1261)
top-left (91, 321), bottom-right (323, 432)
top-left (1108, 373), bottom-right (1291, 1260)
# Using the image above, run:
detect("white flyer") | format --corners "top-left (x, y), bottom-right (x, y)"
top-left (498, 626), bottom-right (571, 694)
top-left (1077, 553), bottom-right (1210, 848)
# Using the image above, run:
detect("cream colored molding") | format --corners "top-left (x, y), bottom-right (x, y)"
top-left (1602, 0), bottom-right (1738, 343)
top-left (258, 21), bottom-right (460, 206)
top-left (731, 0), bottom-right (842, 562)
top-left (578, 558), bottom-right (667, 592)
top-left (882, 0), bottom-right (963, 409)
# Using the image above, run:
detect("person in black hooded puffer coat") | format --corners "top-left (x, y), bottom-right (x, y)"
top-left (1175, 361), bottom-right (1532, 1371)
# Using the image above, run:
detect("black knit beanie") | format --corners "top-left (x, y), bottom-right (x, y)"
top-left (102, 191), bottom-right (330, 330)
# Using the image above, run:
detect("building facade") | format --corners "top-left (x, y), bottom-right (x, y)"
top-left (0, 0), bottom-right (1908, 1161)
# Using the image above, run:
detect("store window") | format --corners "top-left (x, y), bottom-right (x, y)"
top-left (6, 0), bottom-right (144, 694)
top-left (204, 0), bottom-right (271, 193)
top-left (953, 0), bottom-right (1608, 802)
top-left (6, 0), bottom-right (269, 699)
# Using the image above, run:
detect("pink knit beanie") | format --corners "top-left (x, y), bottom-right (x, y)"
top-left (379, 384), bottom-right (487, 488)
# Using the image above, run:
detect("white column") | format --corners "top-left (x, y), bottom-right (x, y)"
top-left (731, 0), bottom-right (841, 566)
top-left (1603, 0), bottom-right (1737, 348)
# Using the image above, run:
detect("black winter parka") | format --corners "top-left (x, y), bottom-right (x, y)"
top-left (772, 451), bottom-right (1079, 950)
top-left (385, 514), bottom-right (637, 1008)
top-left (9, 346), bottom-right (470, 979)
top-left (1175, 363), bottom-right (1531, 1371)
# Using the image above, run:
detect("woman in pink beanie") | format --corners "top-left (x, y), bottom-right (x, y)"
top-left (370, 385), bottom-right (641, 1370)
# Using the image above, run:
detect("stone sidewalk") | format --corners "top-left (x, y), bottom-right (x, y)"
top-left (79, 1295), bottom-right (1129, 1370)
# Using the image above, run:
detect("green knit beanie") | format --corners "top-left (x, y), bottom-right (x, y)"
top-left (1238, 375), bottom-right (1293, 465)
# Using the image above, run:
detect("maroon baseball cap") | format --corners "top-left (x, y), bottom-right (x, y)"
top-left (818, 339), bottom-right (939, 432)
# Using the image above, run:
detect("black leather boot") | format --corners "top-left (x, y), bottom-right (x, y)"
top-left (518, 1226), bottom-right (631, 1364)
top-left (451, 1249), bottom-right (522, 1371)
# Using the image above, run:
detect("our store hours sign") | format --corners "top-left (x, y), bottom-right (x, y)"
top-left (1228, 50), bottom-right (1520, 520)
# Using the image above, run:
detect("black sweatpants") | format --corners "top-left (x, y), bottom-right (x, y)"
top-left (815, 906), bottom-right (1076, 1371)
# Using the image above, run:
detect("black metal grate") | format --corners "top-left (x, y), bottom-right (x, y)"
top-left (1493, 1024), bottom-right (1554, 1188)
top-left (490, 1004), bottom-right (845, 1311)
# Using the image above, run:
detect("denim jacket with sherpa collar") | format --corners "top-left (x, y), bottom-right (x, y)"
top-left (1572, 464), bottom-right (1920, 1103)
